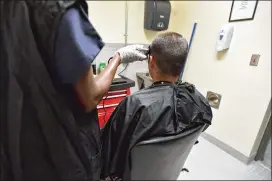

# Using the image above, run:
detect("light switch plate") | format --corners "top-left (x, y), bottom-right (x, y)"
top-left (250, 54), bottom-right (260, 66)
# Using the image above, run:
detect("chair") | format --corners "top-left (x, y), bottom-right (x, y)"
top-left (123, 125), bottom-right (205, 180)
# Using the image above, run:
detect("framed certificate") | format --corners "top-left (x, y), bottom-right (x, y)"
top-left (229, 0), bottom-right (258, 22)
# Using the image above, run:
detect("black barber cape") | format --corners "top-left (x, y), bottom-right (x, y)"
top-left (1, 1), bottom-right (103, 180)
top-left (100, 81), bottom-right (213, 179)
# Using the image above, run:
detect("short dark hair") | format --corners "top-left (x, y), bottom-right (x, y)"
top-left (150, 32), bottom-right (188, 77)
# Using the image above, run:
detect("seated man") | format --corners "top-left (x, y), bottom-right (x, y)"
top-left (100, 32), bottom-right (213, 179)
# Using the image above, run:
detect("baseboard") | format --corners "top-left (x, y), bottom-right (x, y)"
top-left (201, 133), bottom-right (256, 165)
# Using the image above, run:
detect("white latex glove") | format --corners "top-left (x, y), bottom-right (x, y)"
top-left (116, 45), bottom-right (148, 64)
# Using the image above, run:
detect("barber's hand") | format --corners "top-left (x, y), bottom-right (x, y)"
top-left (116, 45), bottom-right (148, 64)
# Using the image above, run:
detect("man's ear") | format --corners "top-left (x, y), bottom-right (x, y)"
top-left (149, 55), bottom-right (155, 68)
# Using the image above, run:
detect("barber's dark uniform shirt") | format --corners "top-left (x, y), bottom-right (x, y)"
top-left (54, 6), bottom-right (104, 178)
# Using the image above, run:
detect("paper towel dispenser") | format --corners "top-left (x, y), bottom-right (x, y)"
top-left (144, 0), bottom-right (171, 31)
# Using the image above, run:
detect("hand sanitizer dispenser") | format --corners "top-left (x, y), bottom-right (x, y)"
top-left (216, 24), bottom-right (234, 51)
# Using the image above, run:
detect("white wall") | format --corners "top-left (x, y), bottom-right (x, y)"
top-left (88, 1), bottom-right (180, 43)
top-left (173, 1), bottom-right (271, 157)
top-left (88, 1), bottom-right (126, 43)
top-left (88, 1), bottom-right (271, 158)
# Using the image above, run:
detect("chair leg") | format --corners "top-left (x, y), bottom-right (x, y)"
top-left (109, 176), bottom-right (122, 181)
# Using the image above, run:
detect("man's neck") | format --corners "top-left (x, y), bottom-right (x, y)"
top-left (152, 74), bottom-right (179, 83)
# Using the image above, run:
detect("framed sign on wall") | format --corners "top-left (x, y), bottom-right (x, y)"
top-left (229, 0), bottom-right (259, 22)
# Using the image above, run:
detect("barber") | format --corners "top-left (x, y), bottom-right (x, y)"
top-left (17, 0), bottom-right (147, 180)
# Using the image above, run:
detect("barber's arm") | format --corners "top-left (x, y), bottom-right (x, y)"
top-left (74, 53), bottom-right (120, 112)
top-left (74, 45), bottom-right (148, 112)
top-left (55, 7), bottom-right (148, 112)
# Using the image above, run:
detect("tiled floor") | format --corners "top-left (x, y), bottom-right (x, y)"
top-left (178, 137), bottom-right (271, 180)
